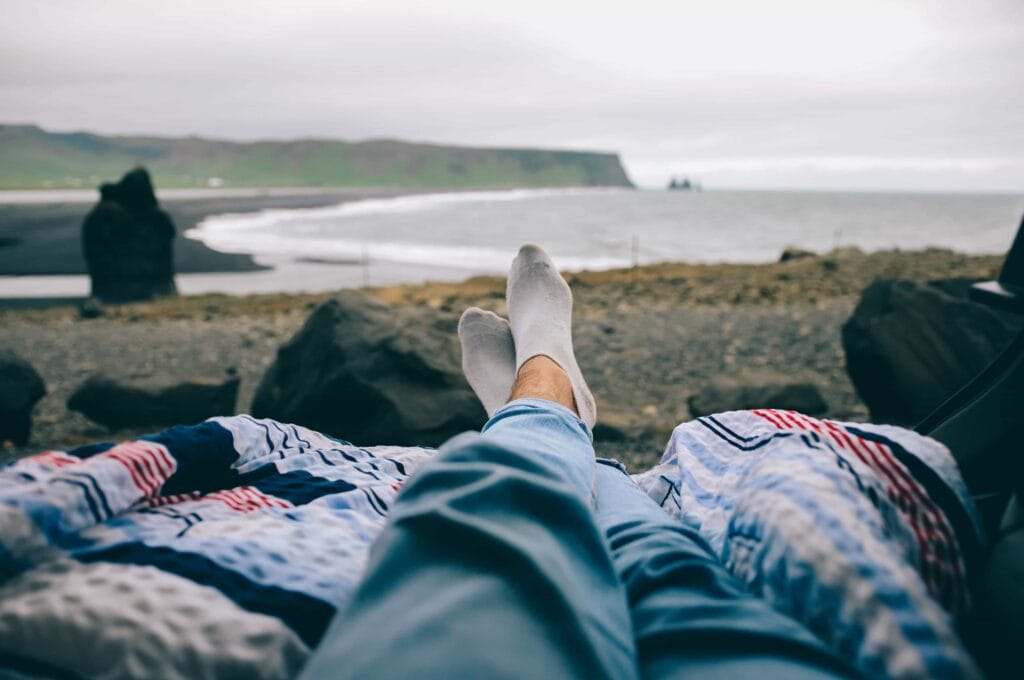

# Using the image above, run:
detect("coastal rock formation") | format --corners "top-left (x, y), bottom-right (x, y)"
top-left (4, 124), bottom-right (634, 190)
top-left (842, 278), bottom-right (1022, 425)
top-left (252, 290), bottom-right (486, 446)
top-left (688, 370), bottom-right (827, 417)
top-left (82, 167), bottom-right (178, 302)
top-left (67, 375), bottom-right (239, 430)
top-left (0, 352), bottom-right (46, 445)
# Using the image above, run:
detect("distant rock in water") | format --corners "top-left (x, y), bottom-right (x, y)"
top-left (67, 374), bottom-right (239, 430)
top-left (0, 352), bottom-right (46, 445)
top-left (688, 370), bottom-right (827, 417)
top-left (82, 167), bottom-right (177, 302)
top-left (252, 290), bottom-right (486, 446)
top-left (842, 278), bottom-right (1022, 425)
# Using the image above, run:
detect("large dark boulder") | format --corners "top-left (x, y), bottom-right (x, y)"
top-left (688, 370), bottom-right (827, 417)
top-left (82, 167), bottom-right (177, 302)
top-left (842, 278), bottom-right (1021, 425)
top-left (67, 375), bottom-right (239, 430)
top-left (0, 352), bottom-right (46, 445)
top-left (251, 290), bottom-right (486, 446)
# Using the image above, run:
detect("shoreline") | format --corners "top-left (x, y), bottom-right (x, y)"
top-left (3, 186), bottom-right (1019, 306)
top-left (0, 187), bottom-right (417, 278)
top-left (0, 258), bottom-right (489, 304)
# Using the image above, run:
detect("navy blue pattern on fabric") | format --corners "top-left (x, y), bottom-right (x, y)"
top-left (144, 421), bottom-right (239, 495)
top-left (66, 442), bottom-right (115, 459)
top-left (239, 469), bottom-right (357, 507)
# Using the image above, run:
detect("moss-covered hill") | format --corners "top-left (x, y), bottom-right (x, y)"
top-left (0, 124), bottom-right (633, 190)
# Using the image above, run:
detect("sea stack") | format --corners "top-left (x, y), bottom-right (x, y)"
top-left (82, 167), bottom-right (178, 302)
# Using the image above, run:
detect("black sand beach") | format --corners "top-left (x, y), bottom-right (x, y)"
top-left (0, 188), bottom-right (413, 276)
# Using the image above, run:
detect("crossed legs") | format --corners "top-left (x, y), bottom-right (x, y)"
top-left (301, 325), bottom-right (634, 679)
top-left (302, 245), bottom-right (851, 679)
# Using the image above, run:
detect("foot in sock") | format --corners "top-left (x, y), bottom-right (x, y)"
top-left (458, 307), bottom-right (516, 418)
top-left (506, 244), bottom-right (596, 428)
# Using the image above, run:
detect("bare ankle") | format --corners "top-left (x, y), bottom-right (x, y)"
top-left (509, 355), bottom-right (578, 414)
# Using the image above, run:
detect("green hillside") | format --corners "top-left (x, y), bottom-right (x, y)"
top-left (0, 125), bottom-right (633, 190)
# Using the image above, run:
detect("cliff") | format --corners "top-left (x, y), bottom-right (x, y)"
top-left (0, 124), bottom-right (634, 190)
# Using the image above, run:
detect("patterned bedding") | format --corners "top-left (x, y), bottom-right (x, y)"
top-left (0, 410), bottom-right (980, 678)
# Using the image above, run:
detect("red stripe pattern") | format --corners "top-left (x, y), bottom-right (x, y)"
top-left (23, 450), bottom-right (81, 468)
top-left (97, 441), bottom-right (177, 500)
top-left (752, 408), bottom-right (967, 613)
top-left (200, 486), bottom-right (292, 512)
top-left (146, 492), bottom-right (202, 507)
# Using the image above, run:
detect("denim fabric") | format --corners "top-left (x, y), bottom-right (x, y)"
top-left (594, 461), bottom-right (855, 679)
top-left (302, 399), bottom-right (850, 679)
top-left (300, 399), bottom-right (634, 680)
top-left (481, 397), bottom-right (595, 503)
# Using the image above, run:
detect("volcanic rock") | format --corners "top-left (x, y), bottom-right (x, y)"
top-left (842, 278), bottom-right (1021, 424)
top-left (82, 167), bottom-right (177, 302)
top-left (0, 352), bottom-right (46, 445)
top-left (78, 297), bottom-right (105, 319)
top-left (67, 375), bottom-right (239, 430)
top-left (779, 247), bottom-right (816, 262)
top-left (251, 290), bottom-right (486, 446)
top-left (688, 370), bottom-right (827, 417)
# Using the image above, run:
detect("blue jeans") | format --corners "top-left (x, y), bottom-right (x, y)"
top-left (301, 399), bottom-right (853, 679)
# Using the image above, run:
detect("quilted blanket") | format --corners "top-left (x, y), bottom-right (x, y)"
top-left (0, 411), bottom-right (980, 679)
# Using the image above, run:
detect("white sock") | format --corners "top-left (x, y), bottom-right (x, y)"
top-left (458, 307), bottom-right (516, 418)
top-left (506, 244), bottom-right (596, 428)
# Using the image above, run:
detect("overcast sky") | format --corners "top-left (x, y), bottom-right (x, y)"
top-left (1, 0), bottom-right (1021, 190)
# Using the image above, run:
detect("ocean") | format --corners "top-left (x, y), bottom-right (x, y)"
top-left (188, 187), bottom-right (1023, 271)
top-left (3, 188), bottom-right (1022, 297)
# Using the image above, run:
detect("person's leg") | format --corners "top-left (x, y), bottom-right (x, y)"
top-left (424, 243), bottom-right (849, 679)
top-left (480, 355), bottom-right (595, 501)
top-left (594, 462), bottom-right (855, 679)
top-left (302, 253), bottom-right (635, 678)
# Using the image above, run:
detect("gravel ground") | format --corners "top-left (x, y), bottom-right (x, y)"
top-left (1, 296), bottom-right (859, 471)
top-left (576, 300), bottom-right (864, 467)
top-left (1, 248), bottom-right (1002, 471)
top-left (1, 308), bottom-right (310, 462)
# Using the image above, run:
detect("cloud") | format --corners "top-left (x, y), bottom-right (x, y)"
top-left (0, 0), bottom-right (1021, 190)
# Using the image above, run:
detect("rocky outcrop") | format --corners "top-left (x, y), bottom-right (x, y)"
top-left (688, 370), bottom-right (827, 417)
top-left (779, 247), bottom-right (817, 262)
top-left (82, 167), bottom-right (177, 302)
top-left (67, 375), bottom-right (239, 430)
top-left (0, 352), bottom-right (46, 445)
top-left (78, 297), bottom-right (105, 319)
top-left (251, 290), bottom-right (486, 446)
top-left (842, 278), bottom-right (1022, 425)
